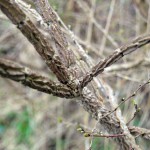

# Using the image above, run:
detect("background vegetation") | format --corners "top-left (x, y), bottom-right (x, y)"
top-left (0, 0), bottom-right (150, 149)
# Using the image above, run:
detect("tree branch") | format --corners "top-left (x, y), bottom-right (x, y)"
top-left (129, 126), bottom-right (150, 140)
top-left (0, 58), bottom-right (76, 98)
top-left (105, 59), bottom-right (144, 72)
top-left (99, 78), bottom-right (150, 120)
top-left (0, 0), bottom-right (74, 86)
top-left (80, 34), bottom-right (150, 88)
top-left (0, 1), bottom-right (142, 149)
top-left (33, 0), bottom-right (73, 68)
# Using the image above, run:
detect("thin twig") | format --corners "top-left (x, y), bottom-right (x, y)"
top-left (127, 111), bottom-right (138, 126)
top-left (126, 101), bottom-right (140, 126)
top-left (77, 127), bottom-right (125, 138)
top-left (100, 78), bottom-right (150, 120)
top-left (84, 132), bottom-right (125, 138)
top-left (105, 59), bottom-right (144, 72)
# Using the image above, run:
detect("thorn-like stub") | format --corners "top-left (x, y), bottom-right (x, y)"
top-left (17, 21), bottom-right (24, 29)
top-left (115, 48), bottom-right (121, 53)
top-left (121, 98), bottom-right (125, 101)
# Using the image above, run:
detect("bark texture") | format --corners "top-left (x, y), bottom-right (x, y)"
top-left (0, 0), bottom-right (150, 149)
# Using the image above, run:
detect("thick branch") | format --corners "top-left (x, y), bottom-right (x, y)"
top-left (0, 0), bottom-right (73, 85)
top-left (81, 88), bottom-right (141, 150)
top-left (0, 58), bottom-right (76, 98)
top-left (33, 0), bottom-right (73, 68)
top-left (129, 126), bottom-right (150, 140)
top-left (0, 1), bottom-right (142, 149)
top-left (80, 34), bottom-right (150, 88)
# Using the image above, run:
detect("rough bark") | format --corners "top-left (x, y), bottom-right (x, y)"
top-left (1, 0), bottom-right (149, 149)
top-left (0, 58), bottom-right (76, 98)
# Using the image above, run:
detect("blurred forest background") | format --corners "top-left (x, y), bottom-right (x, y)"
top-left (0, 0), bottom-right (150, 149)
